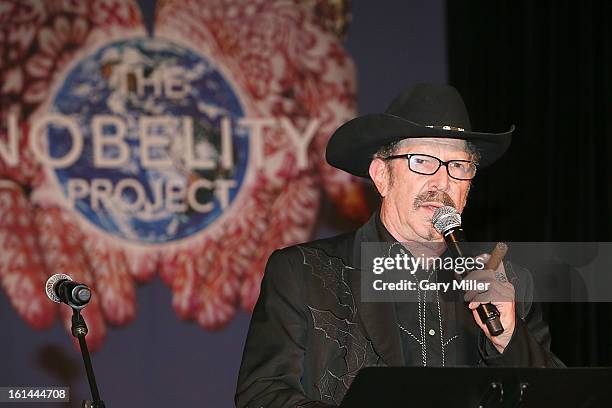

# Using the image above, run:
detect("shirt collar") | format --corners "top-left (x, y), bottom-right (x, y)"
top-left (375, 210), bottom-right (397, 243)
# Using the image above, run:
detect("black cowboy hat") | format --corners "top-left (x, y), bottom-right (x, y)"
top-left (326, 83), bottom-right (514, 177)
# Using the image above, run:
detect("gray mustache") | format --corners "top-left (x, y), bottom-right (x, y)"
top-left (413, 191), bottom-right (456, 210)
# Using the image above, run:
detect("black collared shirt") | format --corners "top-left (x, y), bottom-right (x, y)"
top-left (374, 212), bottom-right (461, 367)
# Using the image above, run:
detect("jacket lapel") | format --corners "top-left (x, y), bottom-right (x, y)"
top-left (347, 215), bottom-right (404, 366)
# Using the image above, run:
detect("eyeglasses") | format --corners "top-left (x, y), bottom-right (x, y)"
top-left (383, 153), bottom-right (478, 180)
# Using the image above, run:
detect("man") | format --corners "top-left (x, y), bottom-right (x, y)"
top-left (235, 84), bottom-right (563, 408)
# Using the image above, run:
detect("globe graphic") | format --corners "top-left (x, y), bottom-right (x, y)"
top-left (48, 37), bottom-right (249, 244)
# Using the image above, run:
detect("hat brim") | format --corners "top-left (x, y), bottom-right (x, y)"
top-left (326, 113), bottom-right (514, 177)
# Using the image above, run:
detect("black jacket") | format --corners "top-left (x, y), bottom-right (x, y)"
top-left (236, 215), bottom-right (563, 407)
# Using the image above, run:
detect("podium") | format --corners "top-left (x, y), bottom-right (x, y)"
top-left (340, 367), bottom-right (612, 407)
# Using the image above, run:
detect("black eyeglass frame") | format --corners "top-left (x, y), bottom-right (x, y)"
top-left (382, 153), bottom-right (478, 180)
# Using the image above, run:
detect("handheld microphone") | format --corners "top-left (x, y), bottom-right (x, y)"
top-left (432, 206), bottom-right (504, 337)
top-left (45, 274), bottom-right (91, 309)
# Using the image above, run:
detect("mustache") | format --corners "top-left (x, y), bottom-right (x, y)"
top-left (413, 190), bottom-right (456, 210)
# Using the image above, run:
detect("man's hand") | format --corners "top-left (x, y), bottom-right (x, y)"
top-left (464, 254), bottom-right (516, 353)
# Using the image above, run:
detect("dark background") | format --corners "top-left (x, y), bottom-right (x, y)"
top-left (447, 0), bottom-right (612, 366)
top-left (1, 1), bottom-right (610, 407)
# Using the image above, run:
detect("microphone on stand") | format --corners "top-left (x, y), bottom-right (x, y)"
top-left (432, 206), bottom-right (504, 337)
top-left (44, 274), bottom-right (104, 407)
top-left (45, 274), bottom-right (91, 309)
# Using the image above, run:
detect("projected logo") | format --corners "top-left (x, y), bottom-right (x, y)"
top-left (44, 38), bottom-right (248, 243)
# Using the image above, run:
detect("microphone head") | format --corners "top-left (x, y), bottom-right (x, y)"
top-left (45, 274), bottom-right (73, 303)
top-left (432, 206), bottom-right (462, 234)
top-left (73, 286), bottom-right (91, 305)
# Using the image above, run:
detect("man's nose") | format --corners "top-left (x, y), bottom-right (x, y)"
top-left (428, 164), bottom-right (451, 191)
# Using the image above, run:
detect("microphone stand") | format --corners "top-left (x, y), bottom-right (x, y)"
top-left (71, 308), bottom-right (106, 408)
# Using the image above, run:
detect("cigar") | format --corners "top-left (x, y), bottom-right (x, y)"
top-left (484, 242), bottom-right (508, 270)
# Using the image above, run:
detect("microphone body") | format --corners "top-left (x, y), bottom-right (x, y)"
top-left (45, 274), bottom-right (91, 309)
top-left (432, 207), bottom-right (504, 337)
top-left (441, 226), bottom-right (467, 258)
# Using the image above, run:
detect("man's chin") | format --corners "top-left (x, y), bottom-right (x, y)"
top-left (411, 215), bottom-right (445, 242)
top-left (420, 226), bottom-right (444, 243)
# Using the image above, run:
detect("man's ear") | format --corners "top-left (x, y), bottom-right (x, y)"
top-left (369, 158), bottom-right (390, 197)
